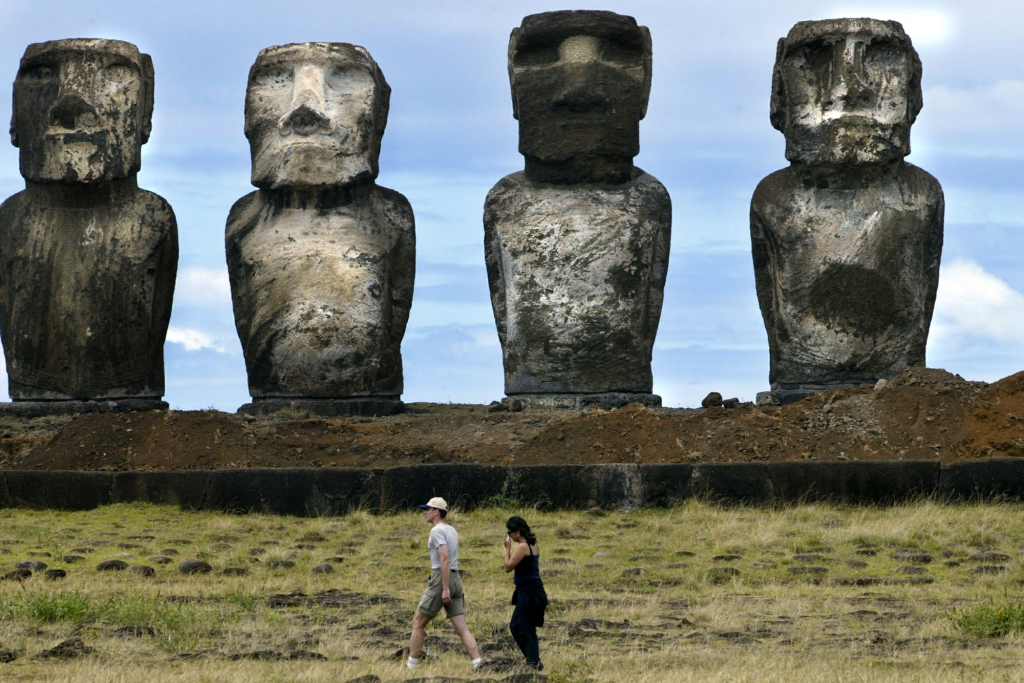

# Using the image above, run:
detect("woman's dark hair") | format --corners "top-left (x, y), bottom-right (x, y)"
top-left (506, 516), bottom-right (537, 546)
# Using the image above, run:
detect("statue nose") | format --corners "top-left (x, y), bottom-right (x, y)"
top-left (281, 100), bottom-right (331, 136)
top-left (553, 70), bottom-right (610, 113)
top-left (49, 94), bottom-right (98, 130)
top-left (830, 41), bottom-right (874, 109)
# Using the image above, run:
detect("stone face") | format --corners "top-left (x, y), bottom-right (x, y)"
top-left (751, 19), bottom-right (943, 399)
top-left (227, 44), bottom-right (414, 406)
top-left (487, 12), bottom-right (670, 404)
top-left (508, 10), bottom-right (652, 184)
top-left (0, 39), bottom-right (177, 402)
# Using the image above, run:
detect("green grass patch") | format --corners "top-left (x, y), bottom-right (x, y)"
top-left (951, 602), bottom-right (1024, 638)
top-left (0, 589), bottom-right (93, 623)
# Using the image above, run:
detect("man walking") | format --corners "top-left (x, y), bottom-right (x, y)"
top-left (407, 497), bottom-right (483, 670)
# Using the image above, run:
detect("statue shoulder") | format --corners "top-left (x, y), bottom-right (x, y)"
top-left (372, 184), bottom-right (415, 232)
top-left (0, 190), bottom-right (29, 220)
top-left (484, 172), bottom-right (528, 222)
top-left (630, 169), bottom-right (671, 214)
top-left (486, 172), bottom-right (528, 204)
top-left (134, 188), bottom-right (176, 226)
top-left (225, 191), bottom-right (264, 240)
top-left (899, 162), bottom-right (944, 200)
top-left (751, 167), bottom-right (800, 215)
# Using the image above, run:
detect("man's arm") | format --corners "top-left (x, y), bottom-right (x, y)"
top-left (438, 543), bottom-right (452, 605)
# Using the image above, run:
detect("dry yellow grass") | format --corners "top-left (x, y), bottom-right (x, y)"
top-left (0, 500), bottom-right (1023, 681)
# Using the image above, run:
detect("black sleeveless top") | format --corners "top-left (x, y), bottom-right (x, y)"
top-left (513, 544), bottom-right (540, 585)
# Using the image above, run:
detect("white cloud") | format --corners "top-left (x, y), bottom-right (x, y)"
top-left (166, 327), bottom-right (228, 353)
top-left (930, 259), bottom-right (1024, 352)
top-left (174, 266), bottom-right (232, 307)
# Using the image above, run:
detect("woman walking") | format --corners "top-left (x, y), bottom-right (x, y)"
top-left (503, 515), bottom-right (548, 670)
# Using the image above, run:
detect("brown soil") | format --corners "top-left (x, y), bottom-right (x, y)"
top-left (2, 367), bottom-right (1024, 471)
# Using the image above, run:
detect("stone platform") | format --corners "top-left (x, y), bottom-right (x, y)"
top-left (509, 392), bottom-right (662, 410)
top-left (237, 397), bottom-right (405, 418)
top-left (4, 458), bottom-right (1024, 515)
top-left (0, 399), bottom-right (168, 417)
top-left (756, 381), bottom-right (878, 406)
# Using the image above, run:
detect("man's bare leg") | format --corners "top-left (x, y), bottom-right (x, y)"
top-left (449, 614), bottom-right (481, 660)
top-left (409, 610), bottom-right (432, 661)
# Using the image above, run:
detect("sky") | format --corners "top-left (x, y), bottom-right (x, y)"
top-left (0, 0), bottom-right (1020, 410)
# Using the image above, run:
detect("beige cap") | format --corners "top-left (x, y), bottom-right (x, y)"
top-left (419, 496), bottom-right (448, 512)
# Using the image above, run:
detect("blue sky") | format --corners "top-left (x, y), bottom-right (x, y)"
top-left (0, 0), bottom-right (1020, 409)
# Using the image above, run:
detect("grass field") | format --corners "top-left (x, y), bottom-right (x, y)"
top-left (1, 500), bottom-right (1024, 681)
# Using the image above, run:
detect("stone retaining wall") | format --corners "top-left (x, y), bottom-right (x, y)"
top-left (0, 459), bottom-right (1021, 515)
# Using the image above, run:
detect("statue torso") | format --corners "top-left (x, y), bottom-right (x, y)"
top-left (484, 169), bottom-right (671, 394)
top-left (226, 185), bottom-right (414, 398)
top-left (0, 185), bottom-right (177, 399)
top-left (750, 162), bottom-right (944, 385)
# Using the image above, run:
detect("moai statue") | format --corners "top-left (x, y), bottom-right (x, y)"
top-left (751, 19), bottom-right (944, 405)
top-left (227, 43), bottom-right (414, 416)
top-left (0, 39), bottom-right (177, 414)
top-left (484, 11), bottom-right (671, 410)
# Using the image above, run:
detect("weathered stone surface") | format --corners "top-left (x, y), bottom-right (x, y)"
top-left (691, 462), bottom-right (773, 504)
top-left (487, 12), bottom-right (669, 405)
top-left (227, 43), bottom-right (414, 409)
top-left (0, 39), bottom-right (177, 406)
top-left (508, 10), bottom-right (652, 185)
top-left (513, 392), bottom-right (661, 410)
top-left (938, 458), bottom-right (1024, 500)
top-left (237, 397), bottom-right (403, 417)
top-left (751, 19), bottom-right (943, 400)
top-left (768, 460), bottom-right (940, 504)
top-left (0, 399), bottom-right (167, 417)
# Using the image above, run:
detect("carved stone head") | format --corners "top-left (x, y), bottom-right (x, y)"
top-left (508, 10), bottom-right (652, 183)
top-left (771, 18), bottom-right (923, 166)
top-left (245, 42), bottom-right (390, 189)
top-left (11, 39), bottom-right (154, 183)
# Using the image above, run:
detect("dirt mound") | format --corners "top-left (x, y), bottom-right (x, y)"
top-left (2, 367), bottom-right (1024, 471)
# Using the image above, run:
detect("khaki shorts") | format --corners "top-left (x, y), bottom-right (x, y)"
top-left (417, 569), bottom-right (465, 618)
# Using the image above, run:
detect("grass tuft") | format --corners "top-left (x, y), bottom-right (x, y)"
top-left (951, 602), bottom-right (1024, 638)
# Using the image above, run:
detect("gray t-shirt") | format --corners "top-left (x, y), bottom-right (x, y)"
top-left (428, 523), bottom-right (459, 570)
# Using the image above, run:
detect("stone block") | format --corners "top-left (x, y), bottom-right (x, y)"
top-left (938, 458), bottom-right (1024, 501)
top-left (639, 464), bottom-right (692, 507)
top-left (691, 462), bottom-right (773, 505)
top-left (5, 471), bottom-right (49, 509)
top-left (768, 461), bottom-right (939, 504)
top-left (112, 470), bottom-right (210, 509)
top-left (46, 471), bottom-right (114, 510)
top-left (380, 464), bottom-right (506, 512)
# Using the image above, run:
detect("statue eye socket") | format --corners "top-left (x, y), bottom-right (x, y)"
top-left (863, 38), bottom-right (906, 69)
top-left (325, 67), bottom-right (374, 95)
top-left (253, 67), bottom-right (293, 89)
top-left (601, 40), bottom-right (643, 66)
top-left (21, 65), bottom-right (54, 81)
top-left (104, 63), bottom-right (135, 83)
top-left (514, 44), bottom-right (559, 67)
top-left (797, 40), bottom-right (834, 73)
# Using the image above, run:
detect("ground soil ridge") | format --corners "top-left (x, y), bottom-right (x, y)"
top-left (1, 367), bottom-right (1022, 472)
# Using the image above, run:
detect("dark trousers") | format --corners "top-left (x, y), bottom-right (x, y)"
top-left (510, 590), bottom-right (540, 667)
